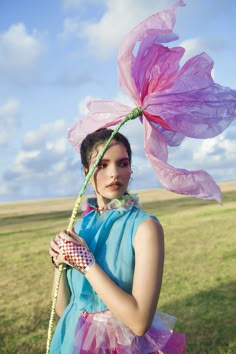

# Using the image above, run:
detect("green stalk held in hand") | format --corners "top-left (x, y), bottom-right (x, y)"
top-left (45, 107), bottom-right (143, 354)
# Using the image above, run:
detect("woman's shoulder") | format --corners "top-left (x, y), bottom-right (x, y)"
top-left (133, 205), bottom-right (159, 222)
top-left (126, 206), bottom-right (159, 242)
top-left (136, 214), bottom-right (163, 232)
top-left (133, 212), bottom-right (164, 247)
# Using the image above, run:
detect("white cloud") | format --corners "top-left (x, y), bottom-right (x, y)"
top-left (0, 119), bottom-right (83, 200)
top-left (46, 137), bottom-right (67, 155)
top-left (0, 99), bottom-right (21, 145)
top-left (0, 23), bottom-right (44, 84)
top-left (84, 0), bottom-right (173, 58)
top-left (22, 120), bottom-right (65, 150)
top-left (60, 17), bottom-right (82, 39)
top-left (61, 0), bottom-right (173, 58)
top-left (193, 135), bottom-right (236, 167)
top-left (179, 37), bottom-right (227, 72)
top-left (149, 121), bottom-right (236, 186)
top-left (179, 38), bottom-right (205, 60)
top-left (163, 127), bottom-right (236, 183)
top-left (77, 95), bottom-right (95, 116)
top-left (14, 150), bottom-right (41, 174)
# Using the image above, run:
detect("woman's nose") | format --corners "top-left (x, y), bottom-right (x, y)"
top-left (108, 164), bottom-right (119, 178)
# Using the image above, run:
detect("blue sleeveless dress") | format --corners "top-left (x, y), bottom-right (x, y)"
top-left (50, 196), bottom-right (186, 354)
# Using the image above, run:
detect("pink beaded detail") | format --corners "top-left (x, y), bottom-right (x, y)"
top-left (57, 237), bottom-right (95, 275)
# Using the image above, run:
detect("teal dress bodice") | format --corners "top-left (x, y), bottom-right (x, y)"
top-left (50, 203), bottom-right (157, 354)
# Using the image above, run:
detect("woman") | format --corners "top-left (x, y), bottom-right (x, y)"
top-left (49, 128), bottom-right (186, 353)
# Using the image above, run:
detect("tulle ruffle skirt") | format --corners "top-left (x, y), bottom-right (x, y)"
top-left (72, 310), bottom-right (186, 353)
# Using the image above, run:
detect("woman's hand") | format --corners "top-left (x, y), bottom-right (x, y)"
top-left (49, 230), bottom-right (95, 274)
top-left (49, 236), bottom-right (63, 268)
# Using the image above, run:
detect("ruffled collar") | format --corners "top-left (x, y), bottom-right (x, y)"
top-left (82, 194), bottom-right (140, 216)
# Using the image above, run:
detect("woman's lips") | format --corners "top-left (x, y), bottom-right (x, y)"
top-left (106, 182), bottom-right (122, 190)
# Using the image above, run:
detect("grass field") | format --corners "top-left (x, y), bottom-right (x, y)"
top-left (0, 181), bottom-right (236, 354)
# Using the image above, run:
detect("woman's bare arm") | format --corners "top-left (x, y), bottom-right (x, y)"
top-left (51, 267), bottom-right (71, 317)
top-left (85, 217), bottom-right (164, 335)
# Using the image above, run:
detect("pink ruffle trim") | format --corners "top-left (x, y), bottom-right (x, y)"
top-left (72, 310), bottom-right (186, 354)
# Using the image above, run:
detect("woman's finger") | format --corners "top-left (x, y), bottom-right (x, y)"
top-left (57, 230), bottom-right (72, 241)
top-left (57, 230), bottom-right (85, 245)
top-left (49, 247), bottom-right (59, 257)
top-left (50, 252), bottom-right (69, 268)
top-left (69, 230), bottom-right (84, 244)
top-left (50, 239), bottom-right (60, 252)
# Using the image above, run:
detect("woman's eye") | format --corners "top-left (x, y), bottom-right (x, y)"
top-left (119, 162), bottom-right (129, 168)
top-left (97, 163), bottom-right (107, 169)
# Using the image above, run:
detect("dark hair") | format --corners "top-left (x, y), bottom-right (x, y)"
top-left (80, 128), bottom-right (132, 171)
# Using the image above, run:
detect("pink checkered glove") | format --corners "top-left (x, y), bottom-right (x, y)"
top-left (57, 236), bottom-right (95, 275)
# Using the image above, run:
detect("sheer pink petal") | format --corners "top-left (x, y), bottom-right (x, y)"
top-left (171, 52), bottom-right (215, 92)
top-left (67, 100), bottom-right (132, 152)
top-left (144, 83), bottom-right (236, 138)
top-left (143, 118), bottom-right (222, 202)
top-left (134, 45), bottom-right (185, 101)
top-left (156, 125), bottom-right (185, 147)
top-left (143, 118), bottom-right (168, 162)
top-left (118, 0), bottom-right (185, 103)
top-left (143, 51), bottom-right (236, 138)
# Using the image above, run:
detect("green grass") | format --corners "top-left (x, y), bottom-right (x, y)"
top-left (0, 187), bottom-right (236, 354)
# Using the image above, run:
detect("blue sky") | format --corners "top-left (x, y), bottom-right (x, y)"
top-left (0, 0), bottom-right (236, 202)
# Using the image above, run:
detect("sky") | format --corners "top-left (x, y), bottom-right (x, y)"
top-left (0, 0), bottom-right (236, 202)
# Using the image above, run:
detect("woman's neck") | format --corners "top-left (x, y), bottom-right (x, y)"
top-left (96, 195), bottom-right (111, 209)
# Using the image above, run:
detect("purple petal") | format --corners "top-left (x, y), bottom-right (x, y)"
top-left (143, 118), bottom-right (168, 162)
top-left (143, 118), bottom-right (222, 202)
top-left (171, 52), bottom-right (215, 92)
top-left (145, 121), bottom-right (185, 147)
top-left (144, 83), bottom-right (236, 139)
top-left (143, 51), bottom-right (236, 138)
top-left (134, 44), bottom-right (185, 102)
top-left (67, 100), bottom-right (132, 152)
top-left (159, 127), bottom-right (185, 147)
top-left (118, 0), bottom-right (185, 104)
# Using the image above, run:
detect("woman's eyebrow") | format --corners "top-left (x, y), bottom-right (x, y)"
top-left (118, 158), bottom-right (129, 162)
top-left (98, 157), bottom-right (129, 163)
top-left (98, 159), bottom-right (109, 163)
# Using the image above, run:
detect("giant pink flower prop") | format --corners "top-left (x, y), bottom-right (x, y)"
top-left (68, 0), bottom-right (236, 203)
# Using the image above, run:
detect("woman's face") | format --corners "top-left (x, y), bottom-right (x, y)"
top-left (88, 141), bottom-right (132, 207)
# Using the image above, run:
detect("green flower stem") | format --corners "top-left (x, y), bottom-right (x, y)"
top-left (46, 107), bottom-right (142, 354)
top-left (46, 267), bottom-right (63, 354)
